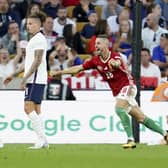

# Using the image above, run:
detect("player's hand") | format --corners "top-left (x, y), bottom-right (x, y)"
top-left (3, 76), bottom-right (13, 85)
top-left (108, 59), bottom-right (120, 70)
top-left (108, 59), bottom-right (116, 70)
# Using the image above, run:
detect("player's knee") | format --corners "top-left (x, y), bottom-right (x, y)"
top-left (24, 104), bottom-right (34, 114)
top-left (135, 116), bottom-right (146, 123)
top-left (24, 106), bottom-right (29, 113)
top-left (130, 106), bottom-right (146, 123)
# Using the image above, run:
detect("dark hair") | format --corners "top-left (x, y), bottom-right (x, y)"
top-left (146, 4), bottom-right (157, 14)
top-left (27, 11), bottom-right (47, 24)
top-left (63, 24), bottom-right (73, 47)
top-left (8, 20), bottom-right (17, 25)
top-left (161, 33), bottom-right (168, 39)
top-left (8, 20), bottom-right (18, 28)
top-left (26, 2), bottom-right (42, 17)
top-left (95, 20), bottom-right (108, 36)
top-left (141, 48), bottom-right (151, 55)
top-left (63, 24), bottom-right (73, 39)
top-left (57, 5), bottom-right (67, 12)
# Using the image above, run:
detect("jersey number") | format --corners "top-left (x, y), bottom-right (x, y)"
top-left (105, 72), bottom-right (113, 79)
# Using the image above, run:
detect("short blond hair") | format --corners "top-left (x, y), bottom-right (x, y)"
top-left (97, 34), bottom-right (109, 46)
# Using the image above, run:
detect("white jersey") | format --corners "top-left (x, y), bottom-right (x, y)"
top-left (25, 32), bottom-right (47, 84)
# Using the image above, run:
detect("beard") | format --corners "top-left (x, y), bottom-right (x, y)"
top-left (59, 16), bottom-right (66, 21)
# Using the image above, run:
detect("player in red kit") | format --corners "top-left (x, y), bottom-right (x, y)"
top-left (51, 35), bottom-right (168, 148)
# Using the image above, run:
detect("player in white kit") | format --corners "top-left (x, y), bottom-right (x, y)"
top-left (4, 12), bottom-right (49, 149)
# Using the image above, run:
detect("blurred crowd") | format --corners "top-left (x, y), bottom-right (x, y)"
top-left (0, 0), bottom-right (168, 91)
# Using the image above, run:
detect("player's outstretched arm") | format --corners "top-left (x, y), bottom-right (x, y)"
top-left (51, 65), bottom-right (84, 76)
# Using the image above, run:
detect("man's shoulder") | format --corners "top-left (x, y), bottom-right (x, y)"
top-left (153, 45), bottom-right (162, 51)
top-left (53, 17), bottom-right (59, 23)
top-left (36, 32), bottom-right (46, 40)
top-left (67, 18), bottom-right (76, 25)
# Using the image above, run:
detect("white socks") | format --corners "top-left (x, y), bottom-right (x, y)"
top-left (28, 111), bottom-right (46, 143)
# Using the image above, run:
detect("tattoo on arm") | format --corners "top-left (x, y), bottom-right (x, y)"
top-left (24, 49), bottom-right (43, 79)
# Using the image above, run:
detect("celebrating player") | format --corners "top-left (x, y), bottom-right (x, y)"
top-left (4, 12), bottom-right (49, 149)
top-left (51, 34), bottom-right (168, 148)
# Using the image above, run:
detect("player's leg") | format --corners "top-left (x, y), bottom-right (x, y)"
top-left (26, 102), bottom-right (48, 149)
top-left (129, 105), bottom-right (168, 144)
top-left (115, 99), bottom-right (134, 141)
top-left (115, 85), bottom-right (136, 148)
top-left (24, 84), bottom-right (48, 149)
top-left (34, 104), bottom-right (49, 148)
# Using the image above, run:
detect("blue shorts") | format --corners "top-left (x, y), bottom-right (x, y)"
top-left (24, 83), bottom-right (45, 104)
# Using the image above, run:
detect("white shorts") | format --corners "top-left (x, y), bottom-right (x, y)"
top-left (116, 85), bottom-right (138, 107)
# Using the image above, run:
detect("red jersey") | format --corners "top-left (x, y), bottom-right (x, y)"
top-left (82, 52), bottom-right (134, 96)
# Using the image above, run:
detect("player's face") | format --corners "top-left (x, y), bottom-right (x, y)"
top-left (26, 18), bottom-right (40, 35)
top-left (95, 38), bottom-right (107, 55)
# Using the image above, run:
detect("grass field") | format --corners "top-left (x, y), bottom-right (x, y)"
top-left (0, 144), bottom-right (168, 168)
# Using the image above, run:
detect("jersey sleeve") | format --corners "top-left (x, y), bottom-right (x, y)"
top-left (33, 34), bottom-right (47, 50)
top-left (82, 57), bottom-right (95, 70)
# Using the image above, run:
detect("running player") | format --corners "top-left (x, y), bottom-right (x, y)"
top-left (51, 34), bottom-right (168, 148)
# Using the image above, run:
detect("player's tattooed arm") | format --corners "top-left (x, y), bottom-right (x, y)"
top-left (23, 49), bottom-right (43, 82)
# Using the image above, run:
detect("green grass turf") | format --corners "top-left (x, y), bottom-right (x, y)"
top-left (0, 144), bottom-right (168, 168)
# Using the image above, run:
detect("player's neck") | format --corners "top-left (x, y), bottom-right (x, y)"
top-left (30, 31), bottom-right (40, 38)
top-left (101, 50), bottom-right (111, 62)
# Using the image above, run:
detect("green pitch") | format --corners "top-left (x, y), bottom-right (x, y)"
top-left (0, 144), bottom-right (168, 168)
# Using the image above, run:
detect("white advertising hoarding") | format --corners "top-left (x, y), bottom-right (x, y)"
top-left (0, 91), bottom-right (167, 144)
